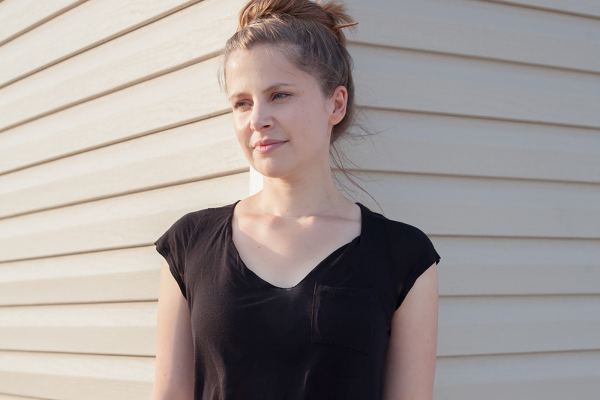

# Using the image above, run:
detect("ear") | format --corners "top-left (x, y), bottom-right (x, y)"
top-left (328, 85), bottom-right (348, 126)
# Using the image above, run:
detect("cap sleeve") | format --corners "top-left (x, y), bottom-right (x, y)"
top-left (395, 227), bottom-right (441, 310)
top-left (154, 213), bottom-right (196, 299)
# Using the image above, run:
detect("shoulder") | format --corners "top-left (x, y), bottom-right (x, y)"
top-left (158, 201), bottom-right (238, 244)
top-left (361, 205), bottom-right (440, 309)
top-left (364, 205), bottom-right (431, 243)
top-left (362, 205), bottom-right (438, 263)
top-left (164, 208), bottom-right (212, 236)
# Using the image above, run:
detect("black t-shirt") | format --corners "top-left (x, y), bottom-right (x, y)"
top-left (154, 200), bottom-right (440, 400)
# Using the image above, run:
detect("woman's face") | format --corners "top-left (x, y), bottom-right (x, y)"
top-left (225, 44), bottom-right (347, 179)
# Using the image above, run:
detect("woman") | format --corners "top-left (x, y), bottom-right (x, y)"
top-left (152, 0), bottom-right (440, 399)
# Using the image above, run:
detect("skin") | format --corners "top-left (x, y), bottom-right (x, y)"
top-left (152, 44), bottom-right (438, 399)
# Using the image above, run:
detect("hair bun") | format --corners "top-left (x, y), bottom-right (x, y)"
top-left (238, 0), bottom-right (356, 46)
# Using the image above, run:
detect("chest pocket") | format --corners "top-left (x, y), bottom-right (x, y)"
top-left (311, 283), bottom-right (376, 355)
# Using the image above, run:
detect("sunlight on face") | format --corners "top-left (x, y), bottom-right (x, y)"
top-left (225, 44), bottom-right (337, 179)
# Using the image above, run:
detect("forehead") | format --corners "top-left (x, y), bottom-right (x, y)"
top-left (225, 45), bottom-right (312, 91)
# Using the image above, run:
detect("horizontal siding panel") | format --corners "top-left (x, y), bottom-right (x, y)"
top-left (0, 57), bottom-right (229, 175)
top-left (5, 42), bottom-right (598, 176)
top-left (0, 0), bottom-right (85, 45)
top-left (0, 172), bottom-right (248, 262)
top-left (0, 302), bottom-right (156, 356)
top-left (338, 172), bottom-right (600, 238)
top-left (0, 351), bottom-right (153, 400)
top-left (351, 44), bottom-right (600, 128)
top-left (3, 171), bottom-right (599, 263)
top-left (434, 350), bottom-right (600, 399)
top-left (438, 295), bottom-right (600, 356)
top-left (0, 0), bottom-right (202, 88)
top-left (0, 247), bottom-right (160, 306)
top-left (434, 236), bottom-right (600, 296)
top-left (7, 106), bottom-right (593, 220)
top-left (0, 114), bottom-right (246, 219)
top-left (0, 394), bottom-right (42, 400)
top-left (346, 0), bottom-right (600, 73)
top-left (5, 236), bottom-right (594, 307)
top-left (7, 106), bottom-right (595, 221)
top-left (342, 109), bottom-right (600, 184)
top-left (2, 295), bottom-right (595, 358)
top-left (0, 0), bottom-right (242, 131)
top-left (486, 0), bottom-right (600, 18)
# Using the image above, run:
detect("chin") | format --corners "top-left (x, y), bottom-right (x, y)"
top-left (255, 168), bottom-right (288, 179)
top-left (253, 162), bottom-right (296, 180)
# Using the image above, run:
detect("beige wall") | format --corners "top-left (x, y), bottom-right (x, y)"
top-left (0, 0), bottom-right (598, 398)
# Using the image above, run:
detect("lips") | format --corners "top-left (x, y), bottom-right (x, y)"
top-left (253, 139), bottom-right (287, 148)
top-left (253, 139), bottom-right (288, 154)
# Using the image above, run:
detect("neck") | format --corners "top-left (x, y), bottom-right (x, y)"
top-left (254, 159), bottom-right (351, 218)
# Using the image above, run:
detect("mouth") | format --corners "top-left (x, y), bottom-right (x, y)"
top-left (253, 141), bottom-right (287, 154)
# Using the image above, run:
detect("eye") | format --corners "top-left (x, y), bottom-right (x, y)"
top-left (233, 100), bottom-right (251, 110)
top-left (273, 92), bottom-right (290, 101)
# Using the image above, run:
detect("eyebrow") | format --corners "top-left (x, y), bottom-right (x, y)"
top-left (228, 82), bottom-right (298, 101)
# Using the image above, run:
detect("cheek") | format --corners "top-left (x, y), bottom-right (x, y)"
top-left (232, 114), bottom-right (250, 134)
top-left (232, 111), bottom-right (246, 128)
top-left (289, 97), bottom-right (325, 126)
top-left (294, 99), bottom-right (331, 140)
top-left (232, 122), bottom-right (252, 152)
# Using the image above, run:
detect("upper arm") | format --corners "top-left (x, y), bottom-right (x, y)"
top-left (152, 259), bottom-right (195, 400)
top-left (382, 262), bottom-right (439, 400)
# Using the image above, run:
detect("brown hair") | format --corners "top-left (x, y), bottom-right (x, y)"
top-left (220, 0), bottom-right (380, 208)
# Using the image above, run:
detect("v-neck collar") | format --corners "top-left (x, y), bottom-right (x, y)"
top-left (226, 200), bottom-right (367, 290)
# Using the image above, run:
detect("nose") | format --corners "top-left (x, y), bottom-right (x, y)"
top-left (249, 102), bottom-right (273, 132)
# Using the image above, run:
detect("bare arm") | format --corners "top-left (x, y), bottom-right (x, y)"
top-left (382, 263), bottom-right (439, 400)
top-left (152, 259), bottom-right (195, 400)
